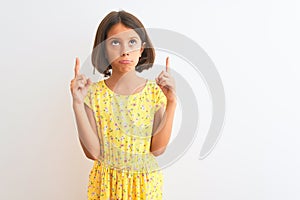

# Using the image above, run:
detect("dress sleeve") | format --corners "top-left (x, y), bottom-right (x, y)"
top-left (154, 84), bottom-right (167, 112)
top-left (84, 83), bottom-right (94, 109)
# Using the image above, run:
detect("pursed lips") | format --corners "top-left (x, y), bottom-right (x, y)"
top-left (119, 60), bottom-right (132, 64)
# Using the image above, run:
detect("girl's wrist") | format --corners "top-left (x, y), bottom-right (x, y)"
top-left (167, 98), bottom-right (177, 105)
top-left (72, 101), bottom-right (85, 109)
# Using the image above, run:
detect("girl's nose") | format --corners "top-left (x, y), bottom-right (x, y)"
top-left (121, 52), bottom-right (130, 56)
top-left (120, 44), bottom-right (131, 56)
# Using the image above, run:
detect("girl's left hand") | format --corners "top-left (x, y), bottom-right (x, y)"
top-left (155, 57), bottom-right (176, 102)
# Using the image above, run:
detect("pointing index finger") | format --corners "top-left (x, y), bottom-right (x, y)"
top-left (74, 57), bottom-right (80, 78)
top-left (166, 56), bottom-right (170, 73)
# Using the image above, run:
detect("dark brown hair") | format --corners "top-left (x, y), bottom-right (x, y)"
top-left (91, 10), bottom-right (155, 77)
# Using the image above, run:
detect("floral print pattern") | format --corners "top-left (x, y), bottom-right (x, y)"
top-left (84, 79), bottom-right (167, 200)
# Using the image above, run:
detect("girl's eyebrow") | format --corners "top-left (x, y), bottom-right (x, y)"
top-left (107, 36), bottom-right (139, 41)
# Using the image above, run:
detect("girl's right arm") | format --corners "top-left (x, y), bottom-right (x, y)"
top-left (73, 103), bottom-right (101, 160)
top-left (70, 57), bottom-right (101, 161)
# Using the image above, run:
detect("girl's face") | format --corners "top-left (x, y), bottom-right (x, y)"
top-left (105, 23), bottom-right (144, 74)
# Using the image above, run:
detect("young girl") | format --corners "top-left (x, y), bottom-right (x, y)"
top-left (70, 10), bottom-right (176, 200)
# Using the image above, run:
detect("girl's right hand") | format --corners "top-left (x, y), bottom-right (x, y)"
top-left (70, 57), bottom-right (92, 105)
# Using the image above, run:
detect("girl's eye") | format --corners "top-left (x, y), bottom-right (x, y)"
top-left (111, 40), bottom-right (120, 46)
top-left (129, 39), bottom-right (137, 46)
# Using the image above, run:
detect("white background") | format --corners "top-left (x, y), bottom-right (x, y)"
top-left (1, 0), bottom-right (300, 199)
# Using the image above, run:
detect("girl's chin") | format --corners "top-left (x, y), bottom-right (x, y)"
top-left (113, 63), bottom-right (138, 70)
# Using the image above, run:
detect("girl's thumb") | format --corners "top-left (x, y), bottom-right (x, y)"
top-left (86, 78), bottom-right (93, 86)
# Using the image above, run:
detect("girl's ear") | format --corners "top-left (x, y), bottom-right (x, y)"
top-left (140, 42), bottom-right (146, 57)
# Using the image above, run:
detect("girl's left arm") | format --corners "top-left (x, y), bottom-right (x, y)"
top-left (150, 99), bottom-right (177, 156)
top-left (151, 56), bottom-right (177, 156)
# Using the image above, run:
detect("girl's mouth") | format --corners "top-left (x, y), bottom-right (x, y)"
top-left (119, 60), bottom-right (132, 64)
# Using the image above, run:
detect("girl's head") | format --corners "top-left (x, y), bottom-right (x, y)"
top-left (91, 10), bottom-right (155, 77)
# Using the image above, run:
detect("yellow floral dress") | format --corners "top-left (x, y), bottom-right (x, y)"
top-left (84, 79), bottom-right (167, 200)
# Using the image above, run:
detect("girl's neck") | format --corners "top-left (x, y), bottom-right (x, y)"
top-left (106, 70), bottom-right (143, 86)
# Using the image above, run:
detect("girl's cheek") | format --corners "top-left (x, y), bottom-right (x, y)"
top-left (107, 51), bottom-right (120, 63)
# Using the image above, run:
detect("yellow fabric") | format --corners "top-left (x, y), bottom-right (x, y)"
top-left (84, 79), bottom-right (167, 200)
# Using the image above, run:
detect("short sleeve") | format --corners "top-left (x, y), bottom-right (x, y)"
top-left (84, 83), bottom-right (94, 109)
top-left (154, 84), bottom-right (167, 112)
